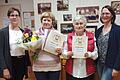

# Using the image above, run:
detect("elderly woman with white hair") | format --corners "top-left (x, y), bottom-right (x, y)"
top-left (63, 15), bottom-right (98, 80)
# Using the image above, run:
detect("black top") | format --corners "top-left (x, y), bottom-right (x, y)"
top-left (0, 26), bottom-right (31, 77)
top-left (95, 23), bottom-right (120, 70)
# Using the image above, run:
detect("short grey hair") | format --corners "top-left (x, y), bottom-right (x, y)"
top-left (73, 15), bottom-right (87, 26)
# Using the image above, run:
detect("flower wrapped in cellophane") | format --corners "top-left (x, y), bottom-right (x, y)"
top-left (16, 30), bottom-right (43, 61)
top-left (15, 30), bottom-right (41, 49)
top-left (19, 31), bottom-right (42, 50)
top-left (24, 36), bottom-right (42, 50)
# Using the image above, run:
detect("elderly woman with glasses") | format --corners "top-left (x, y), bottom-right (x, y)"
top-left (63, 15), bottom-right (98, 80)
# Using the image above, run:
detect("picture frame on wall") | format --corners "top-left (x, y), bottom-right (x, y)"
top-left (63, 14), bottom-right (72, 21)
top-left (60, 23), bottom-right (73, 34)
top-left (38, 3), bottom-right (51, 14)
top-left (76, 6), bottom-right (99, 23)
top-left (23, 12), bottom-right (35, 29)
top-left (57, 0), bottom-right (69, 11)
top-left (111, 1), bottom-right (120, 15)
top-left (86, 26), bottom-right (97, 34)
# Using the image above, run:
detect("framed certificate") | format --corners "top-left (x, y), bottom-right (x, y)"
top-left (43, 30), bottom-right (65, 55)
top-left (72, 36), bottom-right (88, 58)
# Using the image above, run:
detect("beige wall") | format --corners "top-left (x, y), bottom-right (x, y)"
top-left (33, 0), bottom-right (120, 32)
top-left (0, 0), bottom-right (33, 28)
top-left (0, 0), bottom-right (120, 30)
top-left (0, 4), bottom-right (21, 28)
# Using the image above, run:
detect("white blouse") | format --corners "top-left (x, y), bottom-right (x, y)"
top-left (9, 29), bottom-right (25, 56)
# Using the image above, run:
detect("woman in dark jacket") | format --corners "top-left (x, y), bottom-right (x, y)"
top-left (95, 5), bottom-right (120, 80)
top-left (0, 7), bottom-right (31, 80)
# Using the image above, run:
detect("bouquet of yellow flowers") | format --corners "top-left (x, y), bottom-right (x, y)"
top-left (23, 31), bottom-right (42, 49)
top-left (13, 28), bottom-right (42, 61)
top-left (23, 31), bottom-right (42, 60)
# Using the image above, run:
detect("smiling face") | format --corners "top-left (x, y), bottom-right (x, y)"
top-left (101, 8), bottom-right (113, 24)
top-left (40, 12), bottom-right (55, 29)
top-left (73, 15), bottom-right (86, 36)
top-left (8, 10), bottom-right (20, 26)
top-left (73, 19), bottom-right (86, 35)
top-left (41, 17), bottom-right (53, 29)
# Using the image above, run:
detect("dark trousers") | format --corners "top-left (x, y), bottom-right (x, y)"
top-left (34, 71), bottom-right (60, 80)
top-left (8, 56), bottom-right (26, 80)
top-left (66, 72), bottom-right (95, 80)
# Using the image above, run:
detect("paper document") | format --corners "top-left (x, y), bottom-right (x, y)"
top-left (72, 36), bottom-right (88, 58)
top-left (43, 30), bottom-right (65, 55)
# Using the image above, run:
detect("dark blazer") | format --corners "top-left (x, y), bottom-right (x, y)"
top-left (0, 26), bottom-right (31, 77)
top-left (95, 23), bottom-right (120, 70)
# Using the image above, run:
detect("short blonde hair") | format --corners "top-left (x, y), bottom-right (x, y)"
top-left (40, 12), bottom-right (55, 25)
top-left (73, 15), bottom-right (87, 26)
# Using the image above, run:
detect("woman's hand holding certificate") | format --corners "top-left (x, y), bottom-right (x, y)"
top-left (43, 30), bottom-right (65, 55)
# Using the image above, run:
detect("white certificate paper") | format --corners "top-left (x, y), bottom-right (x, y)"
top-left (43, 30), bottom-right (65, 55)
top-left (72, 36), bottom-right (88, 58)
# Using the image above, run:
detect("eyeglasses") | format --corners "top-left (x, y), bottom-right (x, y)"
top-left (10, 14), bottom-right (19, 17)
top-left (101, 12), bottom-right (111, 16)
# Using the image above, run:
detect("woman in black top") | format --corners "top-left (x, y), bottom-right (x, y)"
top-left (95, 5), bottom-right (120, 80)
top-left (0, 7), bottom-right (31, 80)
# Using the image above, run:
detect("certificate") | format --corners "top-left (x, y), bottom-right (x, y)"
top-left (72, 36), bottom-right (88, 58)
top-left (43, 30), bottom-right (65, 55)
